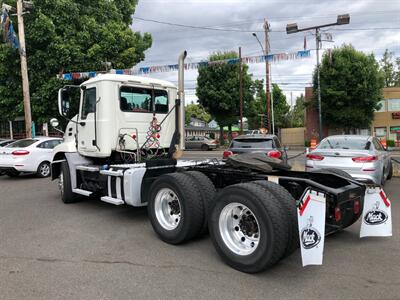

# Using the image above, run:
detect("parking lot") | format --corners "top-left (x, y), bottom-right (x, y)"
top-left (0, 151), bottom-right (399, 299)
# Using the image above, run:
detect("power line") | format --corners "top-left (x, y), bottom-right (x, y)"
top-left (133, 16), bottom-right (265, 33)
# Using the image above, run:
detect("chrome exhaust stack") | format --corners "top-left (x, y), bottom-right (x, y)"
top-left (177, 50), bottom-right (187, 151)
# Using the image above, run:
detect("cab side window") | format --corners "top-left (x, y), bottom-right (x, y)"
top-left (81, 88), bottom-right (96, 120)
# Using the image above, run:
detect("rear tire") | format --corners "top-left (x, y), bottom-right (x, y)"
top-left (60, 161), bottom-right (79, 203)
top-left (209, 183), bottom-right (288, 273)
top-left (251, 180), bottom-right (299, 258)
top-left (185, 171), bottom-right (216, 234)
top-left (37, 161), bottom-right (51, 178)
top-left (147, 172), bottom-right (205, 244)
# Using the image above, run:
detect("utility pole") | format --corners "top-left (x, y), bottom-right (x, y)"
top-left (16, 0), bottom-right (32, 138)
top-left (264, 19), bottom-right (271, 133)
top-left (239, 47), bottom-right (243, 134)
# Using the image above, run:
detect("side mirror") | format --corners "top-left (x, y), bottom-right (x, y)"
top-left (50, 118), bottom-right (59, 128)
top-left (58, 88), bottom-right (71, 117)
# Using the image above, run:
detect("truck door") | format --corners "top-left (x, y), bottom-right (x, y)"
top-left (77, 86), bottom-right (98, 154)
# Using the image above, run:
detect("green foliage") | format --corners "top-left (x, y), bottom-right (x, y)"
top-left (271, 84), bottom-right (290, 129)
top-left (246, 79), bottom-right (266, 129)
top-left (313, 44), bottom-right (384, 132)
top-left (386, 139), bottom-right (395, 147)
top-left (196, 51), bottom-right (253, 134)
top-left (380, 49), bottom-right (396, 87)
top-left (185, 103), bottom-right (211, 125)
top-left (0, 0), bottom-right (152, 123)
top-left (286, 94), bottom-right (305, 128)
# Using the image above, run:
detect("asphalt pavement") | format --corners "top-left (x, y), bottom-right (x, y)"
top-left (0, 152), bottom-right (399, 299)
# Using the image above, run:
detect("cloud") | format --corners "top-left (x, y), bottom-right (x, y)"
top-left (131, 0), bottom-right (400, 102)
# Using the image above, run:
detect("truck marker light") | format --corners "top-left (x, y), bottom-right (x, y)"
top-left (335, 207), bottom-right (341, 222)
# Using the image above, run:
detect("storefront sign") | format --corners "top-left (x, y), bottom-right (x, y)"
top-left (390, 126), bottom-right (400, 133)
top-left (391, 112), bottom-right (400, 119)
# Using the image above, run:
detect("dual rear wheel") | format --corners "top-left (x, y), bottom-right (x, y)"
top-left (147, 172), bottom-right (298, 273)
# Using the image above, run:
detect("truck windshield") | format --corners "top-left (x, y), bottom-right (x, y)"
top-left (120, 86), bottom-right (168, 113)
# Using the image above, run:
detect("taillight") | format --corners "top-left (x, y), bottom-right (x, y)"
top-left (223, 151), bottom-right (233, 159)
top-left (267, 150), bottom-right (282, 159)
top-left (12, 150), bottom-right (30, 156)
top-left (306, 154), bottom-right (324, 161)
top-left (335, 207), bottom-right (341, 222)
top-left (352, 155), bottom-right (377, 163)
top-left (354, 199), bottom-right (360, 215)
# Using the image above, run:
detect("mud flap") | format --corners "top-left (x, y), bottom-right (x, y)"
top-left (297, 189), bottom-right (326, 266)
top-left (360, 187), bottom-right (392, 238)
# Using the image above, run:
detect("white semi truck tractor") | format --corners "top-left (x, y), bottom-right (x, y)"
top-left (51, 52), bottom-right (379, 273)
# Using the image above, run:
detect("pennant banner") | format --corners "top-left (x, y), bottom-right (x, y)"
top-left (60, 50), bottom-right (311, 81)
top-left (1, 8), bottom-right (19, 50)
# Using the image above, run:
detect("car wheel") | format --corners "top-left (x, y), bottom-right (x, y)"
top-left (201, 144), bottom-right (209, 151)
top-left (37, 161), bottom-right (51, 178)
top-left (380, 167), bottom-right (386, 186)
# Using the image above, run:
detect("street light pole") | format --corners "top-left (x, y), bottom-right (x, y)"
top-left (286, 14), bottom-right (350, 140)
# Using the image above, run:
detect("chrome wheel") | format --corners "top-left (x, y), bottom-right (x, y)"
top-left (219, 202), bottom-right (260, 256)
top-left (154, 188), bottom-right (181, 230)
top-left (39, 163), bottom-right (50, 177)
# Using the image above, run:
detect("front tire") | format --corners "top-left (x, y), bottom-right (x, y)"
top-left (60, 161), bottom-right (79, 203)
top-left (201, 144), bottom-right (209, 151)
top-left (209, 183), bottom-right (288, 273)
top-left (387, 162), bottom-right (393, 180)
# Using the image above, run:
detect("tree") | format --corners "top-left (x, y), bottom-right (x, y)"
top-left (246, 79), bottom-right (266, 129)
top-left (313, 44), bottom-right (384, 133)
top-left (0, 0), bottom-right (152, 124)
top-left (185, 102), bottom-right (211, 125)
top-left (287, 94), bottom-right (305, 128)
top-left (196, 51), bottom-right (253, 142)
top-left (271, 84), bottom-right (290, 129)
top-left (380, 49), bottom-right (396, 87)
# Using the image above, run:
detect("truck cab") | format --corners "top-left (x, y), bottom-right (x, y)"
top-left (58, 74), bottom-right (180, 159)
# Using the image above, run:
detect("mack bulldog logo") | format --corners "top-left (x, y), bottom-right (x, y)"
top-left (300, 216), bottom-right (321, 249)
top-left (364, 201), bottom-right (388, 225)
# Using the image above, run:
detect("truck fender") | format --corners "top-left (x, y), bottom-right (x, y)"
top-left (51, 140), bottom-right (77, 180)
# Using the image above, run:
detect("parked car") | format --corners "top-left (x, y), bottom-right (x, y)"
top-left (223, 134), bottom-right (288, 163)
top-left (306, 135), bottom-right (392, 185)
top-left (0, 137), bottom-right (62, 178)
top-left (185, 136), bottom-right (218, 151)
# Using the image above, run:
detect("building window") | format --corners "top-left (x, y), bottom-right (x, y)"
top-left (387, 98), bottom-right (400, 111)
top-left (374, 127), bottom-right (387, 138)
top-left (375, 100), bottom-right (386, 112)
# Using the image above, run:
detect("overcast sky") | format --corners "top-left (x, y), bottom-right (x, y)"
top-left (131, 0), bottom-right (400, 104)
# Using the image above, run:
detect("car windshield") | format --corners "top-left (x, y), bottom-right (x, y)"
top-left (318, 137), bottom-right (370, 150)
top-left (231, 139), bottom-right (273, 149)
top-left (6, 139), bottom-right (37, 148)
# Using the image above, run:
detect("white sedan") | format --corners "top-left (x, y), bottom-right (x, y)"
top-left (0, 137), bottom-right (62, 177)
